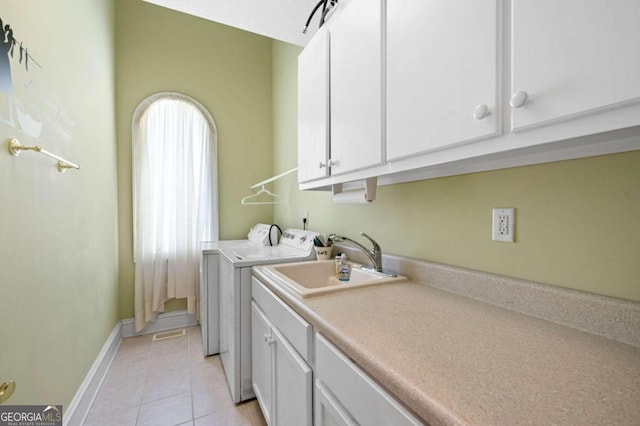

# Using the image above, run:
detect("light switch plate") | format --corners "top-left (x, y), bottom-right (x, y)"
top-left (492, 208), bottom-right (515, 242)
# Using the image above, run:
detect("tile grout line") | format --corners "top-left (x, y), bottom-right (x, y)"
top-left (139, 331), bottom-right (193, 426)
top-left (134, 336), bottom-right (153, 426)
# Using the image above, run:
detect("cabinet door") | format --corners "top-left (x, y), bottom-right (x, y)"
top-left (387, 0), bottom-right (499, 160)
top-left (273, 327), bottom-right (313, 426)
top-left (298, 28), bottom-right (330, 183)
top-left (316, 334), bottom-right (422, 425)
top-left (251, 302), bottom-right (273, 425)
top-left (315, 380), bottom-right (358, 426)
top-left (329, 0), bottom-right (384, 175)
top-left (510, 0), bottom-right (640, 131)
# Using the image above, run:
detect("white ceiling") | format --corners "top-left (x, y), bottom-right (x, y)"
top-left (143, 0), bottom-right (321, 46)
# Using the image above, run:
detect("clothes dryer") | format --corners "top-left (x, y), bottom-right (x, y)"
top-left (199, 223), bottom-right (280, 356)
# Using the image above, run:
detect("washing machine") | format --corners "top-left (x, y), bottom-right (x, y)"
top-left (218, 228), bottom-right (318, 402)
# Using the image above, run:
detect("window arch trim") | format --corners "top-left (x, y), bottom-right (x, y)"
top-left (132, 91), bottom-right (218, 138)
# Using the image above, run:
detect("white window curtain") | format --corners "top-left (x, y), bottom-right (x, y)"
top-left (132, 93), bottom-right (218, 332)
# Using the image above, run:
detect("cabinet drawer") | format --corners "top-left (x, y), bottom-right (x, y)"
top-left (315, 333), bottom-right (423, 425)
top-left (252, 276), bottom-right (313, 363)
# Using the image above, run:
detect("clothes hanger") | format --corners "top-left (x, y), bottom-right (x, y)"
top-left (241, 185), bottom-right (283, 205)
top-left (240, 168), bottom-right (297, 206)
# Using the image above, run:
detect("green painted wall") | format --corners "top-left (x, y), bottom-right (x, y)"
top-left (0, 0), bottom-right (118, 406)
top-left (115, 1), bottom-right (274, 318)
top-left (272, 41), bottom-right (640, 302)
top-left (0, 3), bottom-right (636, 409)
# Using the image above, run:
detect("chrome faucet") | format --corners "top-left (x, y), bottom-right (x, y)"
top-left (328, 232), bottom-right (383, 272)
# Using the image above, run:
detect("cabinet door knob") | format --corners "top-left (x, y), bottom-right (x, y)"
top-left (510, 91), bottom-right (529, 108)
top-left (473, 104), bottom-right (491, 120)
top-left (319, 161), bottom-right (326, 169)
top-left (319, 159), bottom-right (335, 168)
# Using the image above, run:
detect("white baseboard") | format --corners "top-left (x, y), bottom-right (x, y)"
top-left (63, 322), bottom-right (122, 426)
top-left (120, 309), bottom-right (197, 338)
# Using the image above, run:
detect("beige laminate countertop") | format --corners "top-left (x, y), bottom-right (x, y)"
top-left (253, 267), bottom-right (640, 425)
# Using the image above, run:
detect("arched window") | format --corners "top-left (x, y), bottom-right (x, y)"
top-left (132, 92), bottom-right (218, 332)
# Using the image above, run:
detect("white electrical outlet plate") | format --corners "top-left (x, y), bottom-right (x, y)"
top-left (492, 208), bottom-right (515, 242)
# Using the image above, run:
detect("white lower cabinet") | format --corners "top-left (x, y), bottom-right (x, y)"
top-left (251, 278), bottom-right (313, 426)
top-left (272, 327), bottom-right (313, 425)
top-left (315, 380), bottom-right (358, 426)
top-left (315, 333), bottom-right (423, 426)
top-left (252, 277), bottom-right (423, 425)
top-left (251, 302), bottom-right (273, 424)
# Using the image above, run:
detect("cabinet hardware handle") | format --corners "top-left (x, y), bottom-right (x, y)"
top-left (264, 334), bottom-right (275, 345)
top-left (473, 104), bottom-right (491, 120)
top-left (319, 159), bottom-right (335, 169)
top-left (510, 91), bottom-right (529, 108)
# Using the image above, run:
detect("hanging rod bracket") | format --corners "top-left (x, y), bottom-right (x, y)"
top-left (57, 161), bottom-right (73, 173)
top-left (8, 138), bottom-right (41, 156)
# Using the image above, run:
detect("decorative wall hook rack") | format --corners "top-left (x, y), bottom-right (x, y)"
top-left (7, 138), bottom-right (80, 172)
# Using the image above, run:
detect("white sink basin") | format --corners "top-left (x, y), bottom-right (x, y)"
top-left (264, 260), bottom-right (406, 298)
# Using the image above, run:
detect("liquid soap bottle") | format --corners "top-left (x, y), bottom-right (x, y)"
top-left (337, 253), bottom-right (351, 281)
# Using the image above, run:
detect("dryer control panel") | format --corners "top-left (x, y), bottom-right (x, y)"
top-left (247, 223), bottom-right (276, 245)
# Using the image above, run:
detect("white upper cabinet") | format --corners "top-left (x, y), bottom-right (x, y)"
top-left (387, 0), bottom-right (500, 160)
top-left (510, 0), bottom-right (640, 131)
top-left (329, 0), bottom-right (384, 175)
top-left (297, 0), bottom-right (640, 191)
top-left (298, 28), bottom-right (330, 183)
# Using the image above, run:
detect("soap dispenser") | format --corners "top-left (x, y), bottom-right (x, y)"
top-left (335, 253), bottom-right (345, 275)
top-left (337, 253), bottom-right (351, 281)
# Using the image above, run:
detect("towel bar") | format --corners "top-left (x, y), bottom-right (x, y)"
top-left (7, 138), bottom-right (80, 172)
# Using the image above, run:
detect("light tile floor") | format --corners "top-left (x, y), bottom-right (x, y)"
top-left (84, 326), bottom-right (266, 426)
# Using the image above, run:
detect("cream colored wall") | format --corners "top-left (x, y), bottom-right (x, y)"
top-left (115, 1), bottom-right (274, 318)
top-left (272, 41), bottom-right (640, 302)
top-left (0, 0), bottom-right (118, 405)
